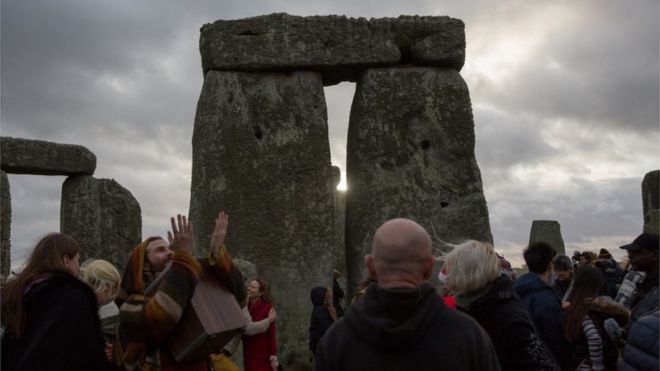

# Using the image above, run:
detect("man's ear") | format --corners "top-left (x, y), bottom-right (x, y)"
top-left (62, 255), bottom-right (71, 266)
top-left (365, 255), bottom-right (377, 280)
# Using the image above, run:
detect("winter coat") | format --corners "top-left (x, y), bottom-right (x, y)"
top-left (629, 276), bottom-right (659, 330)
top-left (553, 278), bottom-right (572, 301)
top-left (99, 300), bottom-right (120, 343)
top-left (458, 274), bottom-right (560, 371)
top-left (309, 287), bottom-right (335, 353)
top-left (315, 283), bottom-right (502, 371)
top-left (515, 272), bottom-right (572, 370)
top-left (1, 273), bottom-right (112, 371)
top-left (620, 310), bottom-right (659, 371)
top-left (243, 298), bottom-right (277, 371)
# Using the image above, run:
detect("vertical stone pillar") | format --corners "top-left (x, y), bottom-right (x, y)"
top-left (345, 67), bottom-right (492, 296)
top-left (189, 70), bottom-right (337, 368)
top-left (1, 170), bottom-right (11, 278)
top-left (61, 175), bottom-right (142, 272)
top-left (529, 220), bottom-right (565, 256)
top-left (642, 170), bottom-right (659, 233)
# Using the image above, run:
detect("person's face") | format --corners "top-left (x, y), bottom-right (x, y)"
top-left (247, 280), bottom-right (262, 299)
top-left (628, 249), bottom-right (659, 272)
top-left (556, 269), bottom-right (571, 281)
top-left (145, 239), bottom-right (173, 273)
top-left (579, 256), bottom-right (590, 265)
top-left (63, 253), bottom-right (81, 276)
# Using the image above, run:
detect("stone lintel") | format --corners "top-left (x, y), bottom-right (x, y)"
top-left (200, 13), bottom-right (465, 85)
top-left (1, 136), bottom-right (96, 176)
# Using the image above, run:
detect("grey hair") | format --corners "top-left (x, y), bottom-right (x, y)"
top-left (442, 240), bottom-right (500, 296)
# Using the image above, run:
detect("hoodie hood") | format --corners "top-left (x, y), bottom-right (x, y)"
top-left (311, 286), bottom-right (327, 306)
top-left (458, 273), bottom-right (515, 309)
top-left (514, 272), bottom-right (554, 298)
top-left (344, 283), bottom-right (443, 351)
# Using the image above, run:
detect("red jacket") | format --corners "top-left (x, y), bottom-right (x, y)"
top-left (243, 299), bottom-right (277, 371)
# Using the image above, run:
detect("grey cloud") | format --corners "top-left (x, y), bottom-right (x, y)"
top-left (472, 1), bottom-right (659, 132)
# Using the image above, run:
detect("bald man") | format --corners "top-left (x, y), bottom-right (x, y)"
top-left (315, 219), bottom-right (501, 371)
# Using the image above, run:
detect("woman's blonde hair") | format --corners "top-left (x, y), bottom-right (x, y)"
top-left (80, 259), bottom-right (121, 300)
top-left (442, 240), bottom-right (500, 296)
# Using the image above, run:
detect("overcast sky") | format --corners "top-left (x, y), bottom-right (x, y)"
top-left (2, 0), bottom-right (658, 269)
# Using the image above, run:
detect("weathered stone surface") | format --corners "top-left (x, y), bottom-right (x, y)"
top-left (345, 67), bottom-right (492, 295)
top-left (189, 70), bottom-right (337, 368)
top-left (1, 171), bottom-right (10, 278)
top-left (644, 210), bottom-right (660, 234)
top-left (529, 220), bottom-right (565, 256)
top-left (1, 136), bottom-right (96, 175)
top-left (642, 170), bottom-right (659, 225)
top-left (61, 175), bottom-right (141, 271)
top-left (200, 13), bottom-right (465, 85)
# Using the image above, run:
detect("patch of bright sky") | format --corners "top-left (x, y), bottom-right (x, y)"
top-left (541, 118), bottom-right (659, 182)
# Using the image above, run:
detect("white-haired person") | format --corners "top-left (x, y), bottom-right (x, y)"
top-left (442, 240), bottom-right (559, 371)
top-left (80, 259), bottom-right (121, 360)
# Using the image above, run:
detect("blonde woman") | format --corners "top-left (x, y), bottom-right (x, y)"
top-left (80, 259), bottom-right (121, 360)
top-left (443, 240), bottom-right (558, 371)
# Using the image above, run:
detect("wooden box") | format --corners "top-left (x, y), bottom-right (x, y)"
top-left (166, 264), bottom-right (246, 362)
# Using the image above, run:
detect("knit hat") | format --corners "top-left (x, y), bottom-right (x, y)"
top-left (598, 248), bottom-right (611, 259)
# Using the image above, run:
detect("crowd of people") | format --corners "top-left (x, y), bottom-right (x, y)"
top-left (0, 211), bottom-right (658, 371)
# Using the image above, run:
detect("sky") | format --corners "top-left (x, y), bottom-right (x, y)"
top-left (1, 0), bottom-right (658, 269)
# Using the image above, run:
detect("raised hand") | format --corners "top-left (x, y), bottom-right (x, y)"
top-left (167, 214), bottom-right (194, 252)
top-left (209, 211), bottom-right (229, 254)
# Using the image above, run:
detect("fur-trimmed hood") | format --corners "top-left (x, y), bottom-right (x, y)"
top-left (586, 295), bottom-right (630, 326)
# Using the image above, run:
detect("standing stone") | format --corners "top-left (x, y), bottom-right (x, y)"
top-left (61, 175), bottom-right (141, 272)
top-left (189, 70), bottom-right (337, 368)
top-left (529, 220), bottom-right (565, 256)
top-left (345, 67), bottom-right (492, 296)
top-left (644, 210), bottom-right (660, 234)
top-left (1, 136), bottom-right (96, 175)
top-left (642, 170), bottom-right (659, 228)
top-left (1, 171), bottom-right (10, 278)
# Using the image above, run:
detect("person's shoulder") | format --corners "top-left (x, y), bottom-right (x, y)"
top-left (40, 273), bottom-right (96, 298)
top-left (635, 309), bottom-right (659, 330)
top-left (436, 304), bottom-right (486, 331)
top-left (57, 274), bottom-right (98, 305)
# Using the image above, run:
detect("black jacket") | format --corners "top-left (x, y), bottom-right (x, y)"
top-left (309, 287), bottom-right (335, 352)
top-left (315, 283), bottom-right (501, 371)
top-left (459, 274), bottom-right (560, 371)
top-left (515, 272), bottom-right (572, 370)
top-left (1, 273), bottom-right (112, 371)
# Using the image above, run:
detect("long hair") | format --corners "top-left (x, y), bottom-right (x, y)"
top-left (564, 266), bottom-right (604, 342)
top-left (1, 233), bottom-right (80, 337)
top-left (255, 278), bottom-right (274, 304)
top-left (442, 240), bottom-right (501, 296)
